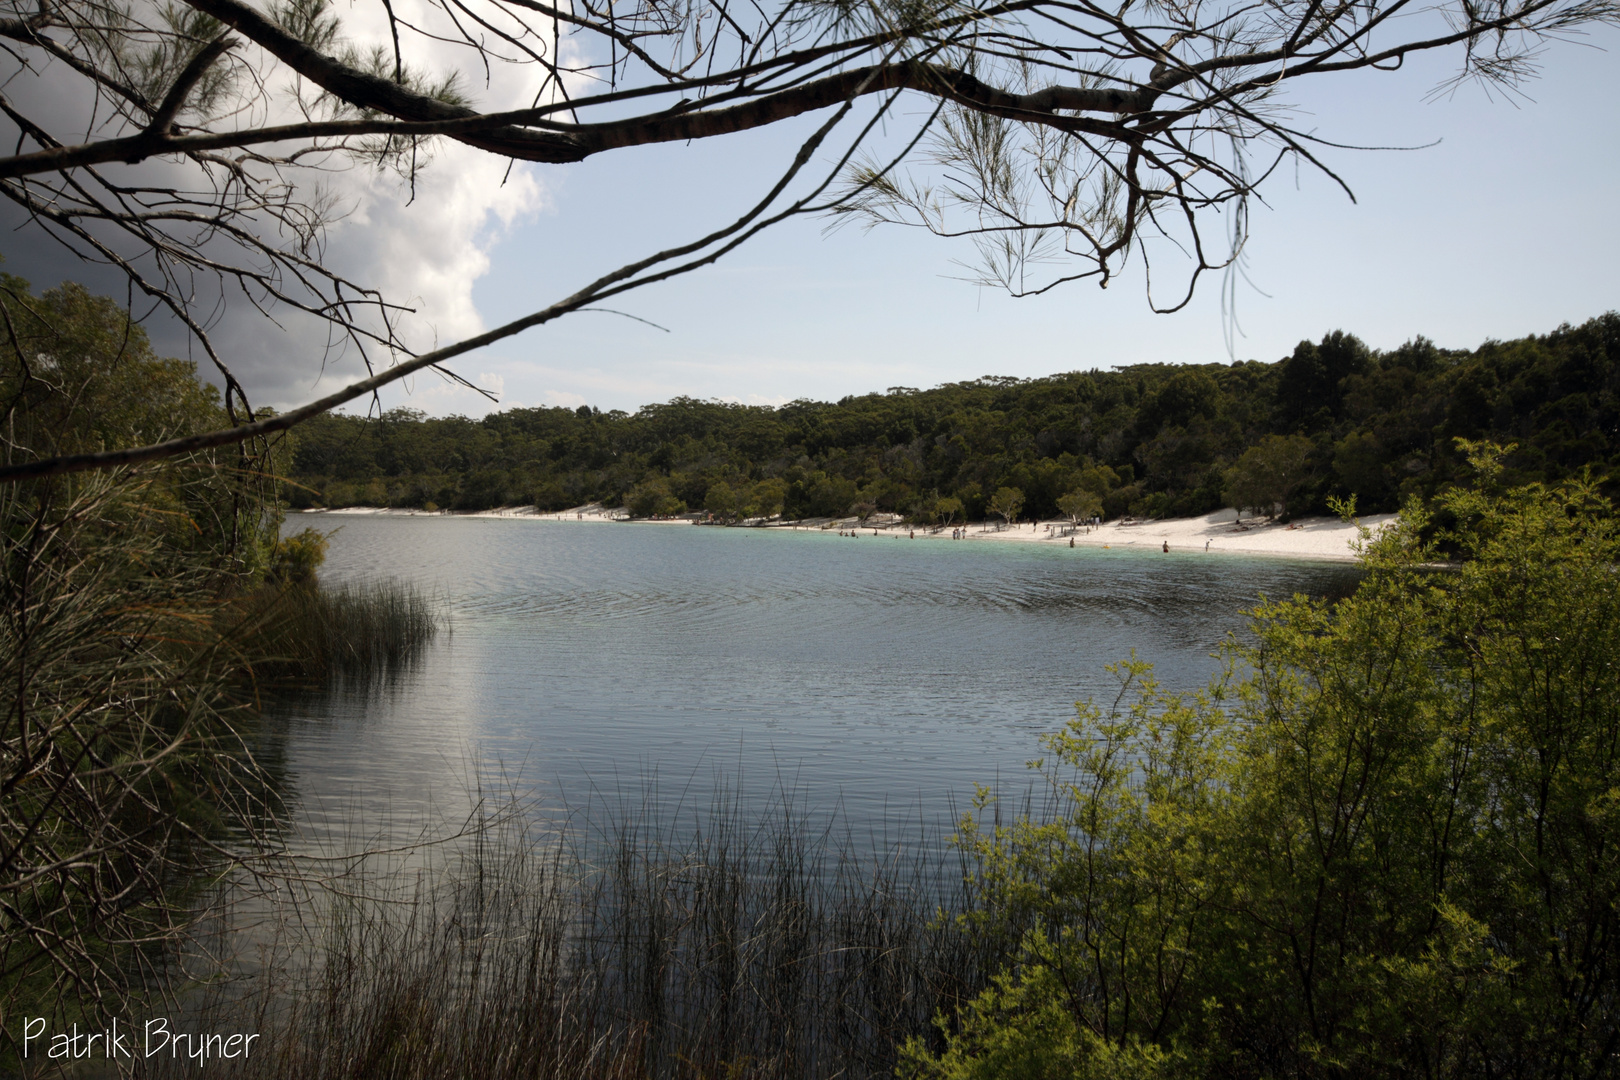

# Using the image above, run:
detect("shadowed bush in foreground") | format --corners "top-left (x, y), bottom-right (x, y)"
top-left (0, 277), bottom-right (293, 1059)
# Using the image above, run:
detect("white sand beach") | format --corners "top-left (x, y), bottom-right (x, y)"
top-left (306, 502), bottom-right (627, 522)
top-left (297, 504), bottom-right (1394, 561)
top-left (930, 509), bottom-right (1394, 561)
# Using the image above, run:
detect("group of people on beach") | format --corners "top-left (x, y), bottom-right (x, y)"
top-left (829, 521), bottom-right (1211, 553)
top-left (834, 526), bottom-right (975, 539)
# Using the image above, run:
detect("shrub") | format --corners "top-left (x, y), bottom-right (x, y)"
top-left (908, 445), bottom-right (1620, 1080)
top-left (268, 527), bottom-right (330, 585)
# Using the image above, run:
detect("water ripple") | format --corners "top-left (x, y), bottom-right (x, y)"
top-left (273, 517), bottom-right (1360, 831)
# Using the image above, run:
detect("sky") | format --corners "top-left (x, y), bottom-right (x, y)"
top-left (4, 15), bottom-right (1617, 418)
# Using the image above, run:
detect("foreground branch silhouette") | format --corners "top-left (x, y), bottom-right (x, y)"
top-left (0, 0), bottom-right (1614, 477)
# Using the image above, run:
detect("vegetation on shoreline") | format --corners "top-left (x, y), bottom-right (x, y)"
top-left (290, 314), bottom-right (1617, 522)
top-left (903, 453), bottom-right (1620, 1079)
top-left (7, 270), bottom-right (1619, 1078)
top-left (0, 275), bottom-right (287, 1048)
top-left (163, 788), bottom-right (1007, 1080)
top-left (0, 276), bottom-right (436, 1058)
top-left (233, 527), bottom-right (443, 685)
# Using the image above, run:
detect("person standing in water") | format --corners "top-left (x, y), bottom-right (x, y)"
top-left (1163, 540), bottom-right (1170, 553)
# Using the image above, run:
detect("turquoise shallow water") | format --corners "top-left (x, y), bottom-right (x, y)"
top-left (266, 516), bottom-right (1361, 835)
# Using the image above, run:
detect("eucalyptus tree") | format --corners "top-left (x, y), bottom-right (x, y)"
top-left (1223, 431), bottom-right (1314, 519)
top-left (0, 0), bottom-right (1615, 480)
top-left (988, 485), bottom-right (1023, 526)
top-left (1057, 489), bottom-right (1102, 529)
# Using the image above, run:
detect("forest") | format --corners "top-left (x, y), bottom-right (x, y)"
top-left (289, 314), bottom-right (1620, 521)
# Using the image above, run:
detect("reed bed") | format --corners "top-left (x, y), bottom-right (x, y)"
top-left (235, 579), bottom-right (443, 683)
top-left (156, 787), bottom-right (1012, 1080)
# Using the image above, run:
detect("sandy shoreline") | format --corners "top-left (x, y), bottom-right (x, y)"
top-left (299, 504), bottom-right (1393, 562)
top-left (944, 509), bottom-right (1392, 561)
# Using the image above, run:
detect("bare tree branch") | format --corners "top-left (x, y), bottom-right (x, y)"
top-left (0, 0), bottom-right (1606, 480)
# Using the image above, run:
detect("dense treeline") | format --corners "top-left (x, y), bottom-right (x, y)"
top-left (290, 313), bottom-right (1620, 521)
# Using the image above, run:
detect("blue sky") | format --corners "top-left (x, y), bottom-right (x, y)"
top-left (428, 25), bottom-right (1619, 415)
top-left (5, 20), bottom-right (1616, 417)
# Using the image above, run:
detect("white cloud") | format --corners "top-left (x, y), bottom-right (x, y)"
top-left (0, 0), bottom-right (551, 416)
top-left (325, 155), bottom-right (543, 352)
top-left (189, 145), bottom-right (545, 413)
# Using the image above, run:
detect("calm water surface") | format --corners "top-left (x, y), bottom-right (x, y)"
top-left (268, 517), bottom-right (1359, 836)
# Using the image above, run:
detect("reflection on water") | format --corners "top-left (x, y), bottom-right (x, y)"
top-left (266, 518), bottom-right (1361, 835)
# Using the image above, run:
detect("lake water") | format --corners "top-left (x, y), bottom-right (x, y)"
top-left (267, 517), bottom-right (1361, 839)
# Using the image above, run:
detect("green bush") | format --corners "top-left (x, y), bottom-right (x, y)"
top-left (268, 526), bottom-right (330, 585)
top-left (907, 444), bottom-right (1620, 1080)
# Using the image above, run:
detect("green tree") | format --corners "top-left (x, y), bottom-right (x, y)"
top-left (936, 496), bottom-right (965, 527)
top-left (1222, 433), bottom-right (1314, 519)
top-left (1333, 429), bottom-right (1392, 503)
top-left (804, 476), bottom-right (859, 519)
top-left (750, 478), bottom-right (787, 520)
top-left (0, 275), bottom-right (289, 1048)
top-left (1056, 490), bottom-right (1103, 529)
top-left (988, 487), bottom-right (1024, 528)
top-left (704, 480), bottom-right (741, 521)
top-left (627, 478), bottom-right (684, 518)
top-left (903, 449), bottom-right (1620, 1080)
top-left (268, 527), bottom-right (330, 585)
top-left (1274, 331), bottom-right (1372, 434)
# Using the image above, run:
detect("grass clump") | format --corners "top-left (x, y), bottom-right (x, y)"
top-left (236, 577), bottom-right (442, 683)
top-left (157, 787), bottom-right (1011, 1080)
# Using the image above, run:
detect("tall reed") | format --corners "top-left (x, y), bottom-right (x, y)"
top-left (157, 786), bottom-right (1015, 1080)
top-left (233, 579), bottom-right (442, 683)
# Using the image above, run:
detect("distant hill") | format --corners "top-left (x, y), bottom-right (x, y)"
top-left (287, 313), bottom-right (1620, 522)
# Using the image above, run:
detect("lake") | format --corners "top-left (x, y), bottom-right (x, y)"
top-left (267, 516), bottom-right (1361, 840)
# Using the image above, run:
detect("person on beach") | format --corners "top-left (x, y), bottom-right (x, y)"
top-left (1163, 540), bottom-right (1170, 553)
top-left (1070, 537), bottom-right (1075, 548)
top-left (1205, 539), bottom-right (1211, 552)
